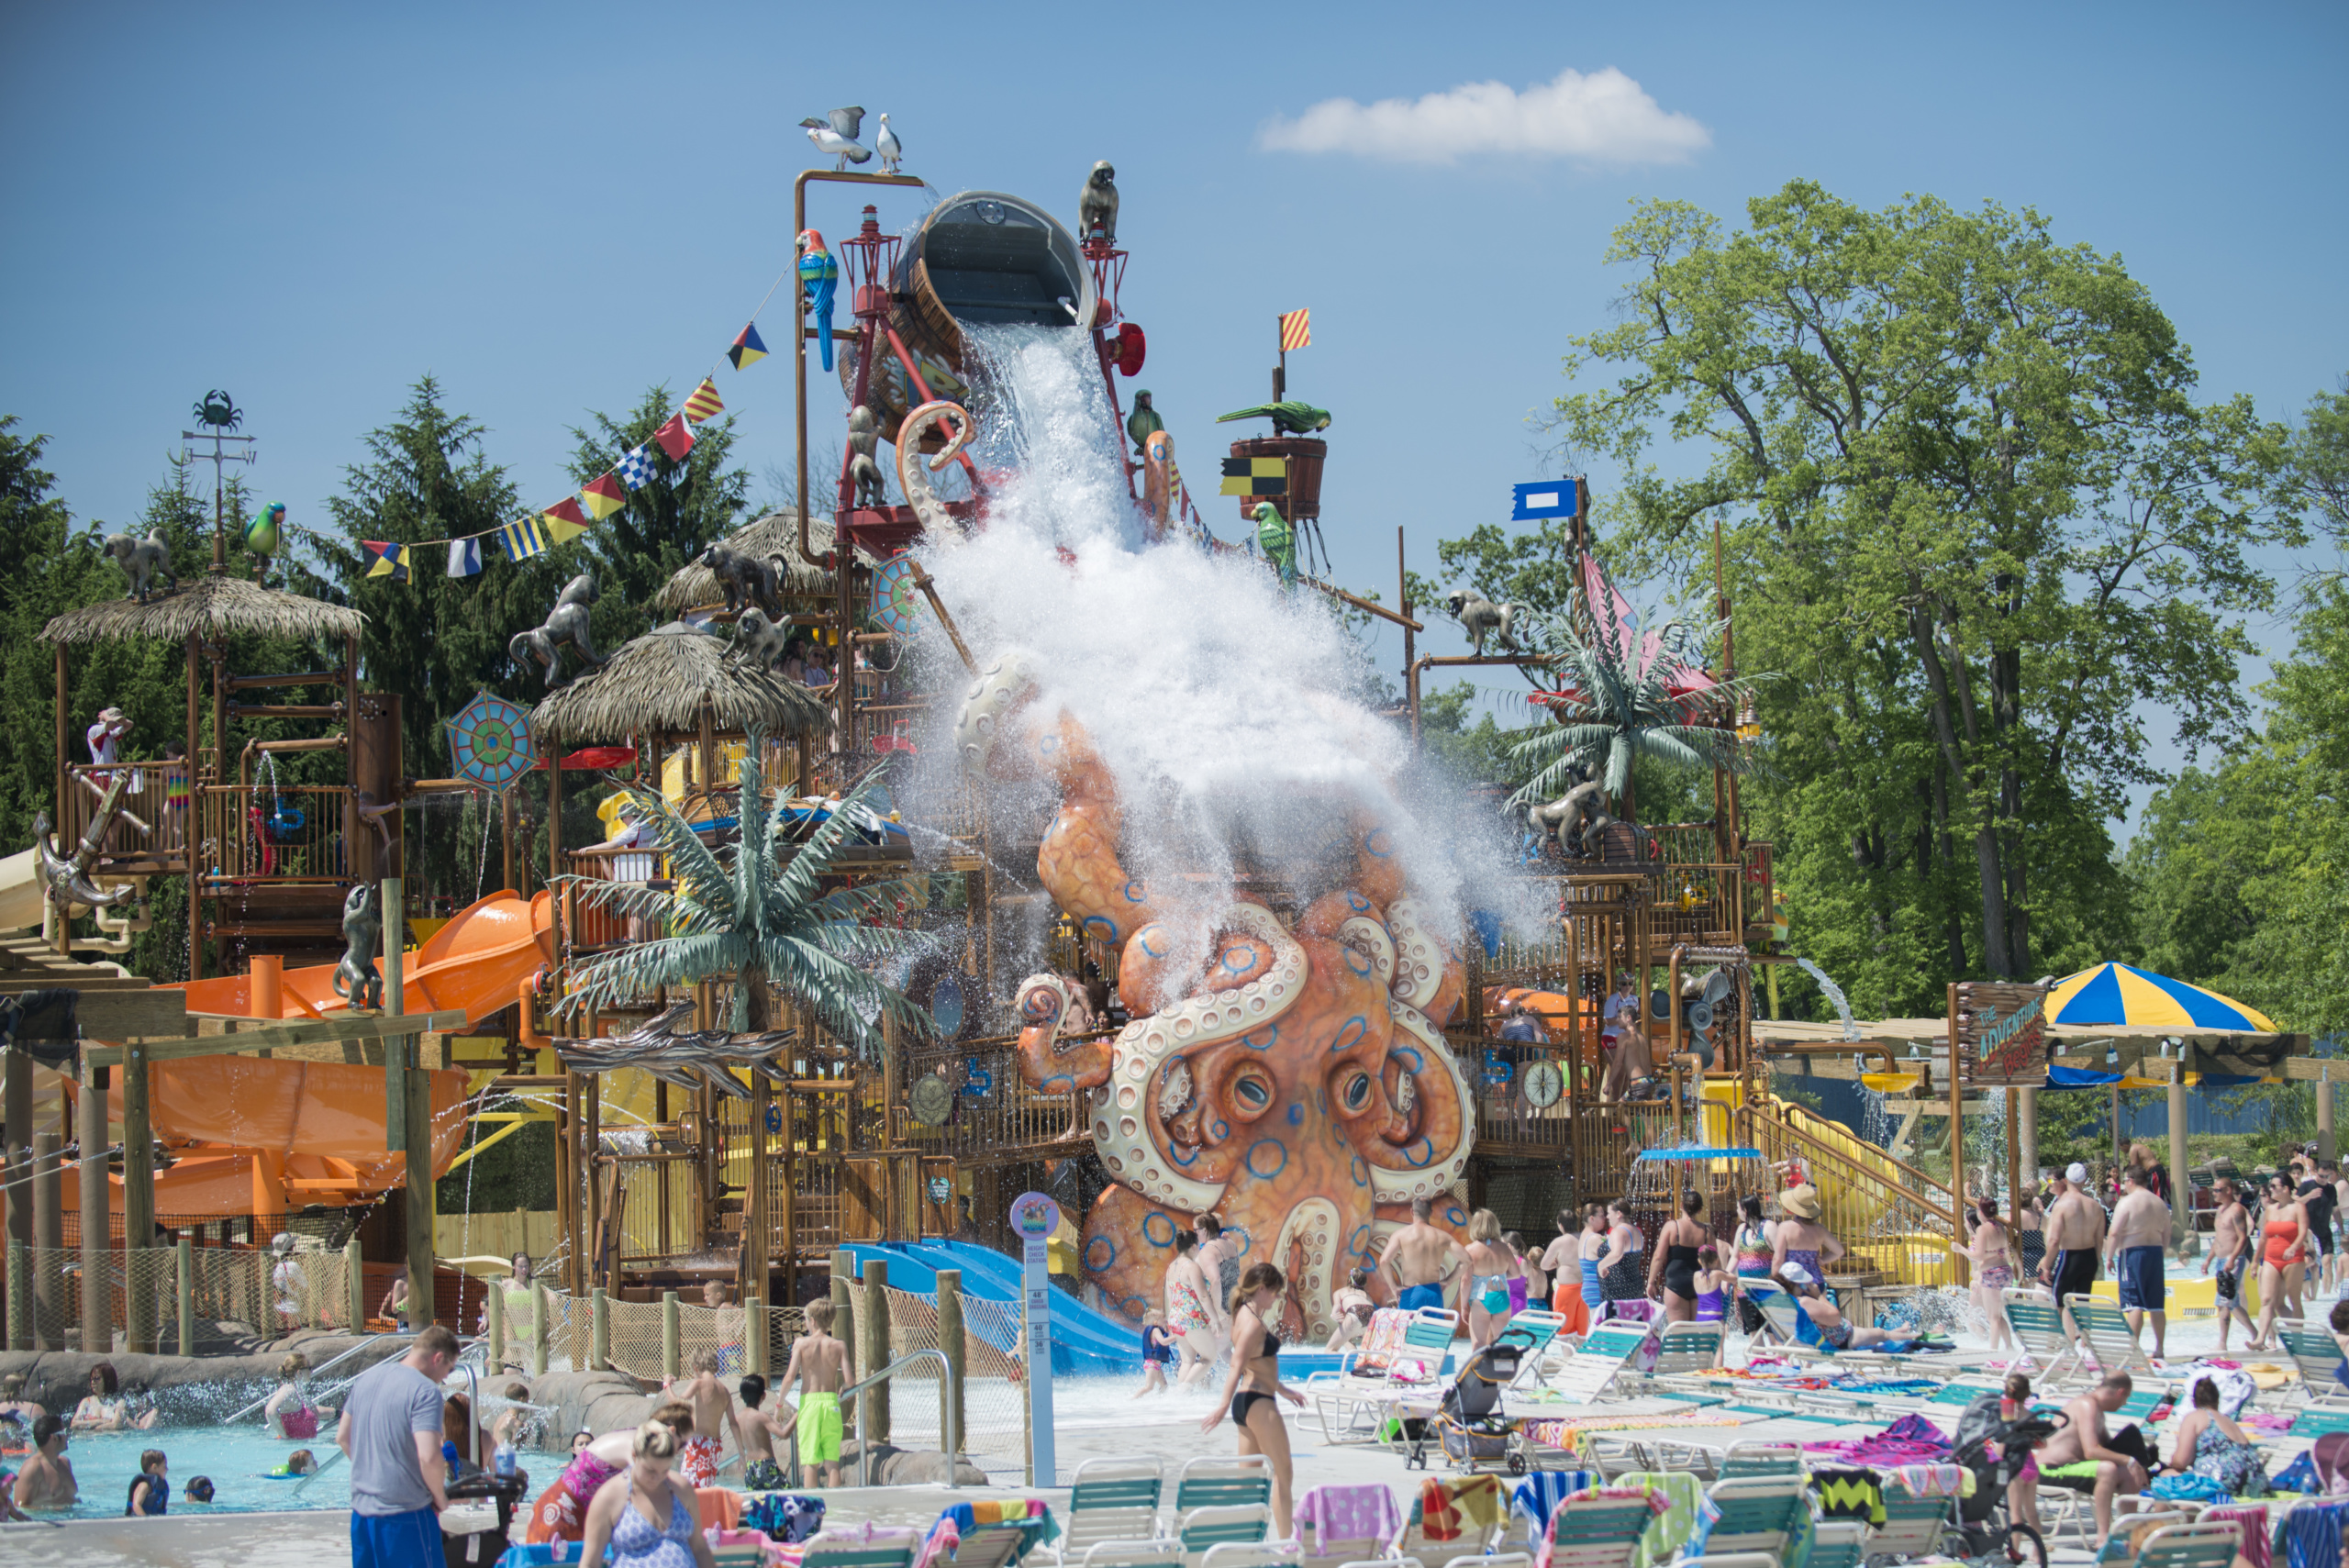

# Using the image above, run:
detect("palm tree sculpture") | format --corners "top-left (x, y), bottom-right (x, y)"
top-left (555, 733), bottom-right (942, 1050)
top-left (1508, 597), bottom-right (1771, 824)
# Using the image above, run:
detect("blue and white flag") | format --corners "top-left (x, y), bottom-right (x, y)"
top-left (446, 537), bottom-right (484, 577)
top-left (1512, 480), bottom-right (1578, 521)
top-left (617, 444), bottom-right (656, 491)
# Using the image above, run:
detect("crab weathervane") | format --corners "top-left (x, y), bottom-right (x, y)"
top-left (193, 390), bottom-right (243, 432)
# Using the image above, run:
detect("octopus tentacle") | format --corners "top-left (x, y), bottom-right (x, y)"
top-left (1363, 998), bottom-right (1475, 1207)
top-left (1012, 974), bottom-right (1113, 1095)
top-left (896, 400), bottom-right (973, 538)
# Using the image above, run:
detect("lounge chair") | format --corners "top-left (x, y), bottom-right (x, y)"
top-left (1307, 1307), bottom-right (1460, 1443)
top-left (1702, 1476), bottom-right (1814, 1558)
top-left (1644, 1320), bottom-right (1723, 1380)
top-left (2100, 1518), bottom-right (2242, 1568)
top-left (1803, 1520), bottom-right (1870, 1568)
top-left (1058, 1459), bottom-right (1166, 1564)
top-left (2067, 1296), bottom-right (2163, 1378)
top-left (803, 1526), bottom-right (925, 1568)
top-left (2000, 1289), bottom-right (2088, 1386)
top-left (2276, 1325), bottom-right (2349, 1407)
top-left (1864, 1488), bottom-right (1955, 1560)
top-left (1718, 1440), bottom-right (1803, 1480)
top-left (1197, 1544), bottom-right (1297, 1568)
top-left (1082, 1545), bottom-right (1185, 1568)
top-left (1548, 1319), bottom-right (1655, 1401)
top-left (1174, 1457), bottom-right (1274, 1517)
top-left (1177, 1507), bottom-right (1273, 1562)
top-left (1530, 1492), bottom-right (1654, 1568)
top-left (1498, 1309), bottom-right (1567, 1387)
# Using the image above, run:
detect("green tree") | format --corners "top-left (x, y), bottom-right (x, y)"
top-left (307, 378), bottom-right (579, 900)
top-left (1547, 181), bottom-right (2287, 990)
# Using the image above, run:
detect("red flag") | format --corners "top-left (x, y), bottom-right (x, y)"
top-left (654, 414), bottom-right (696, 462)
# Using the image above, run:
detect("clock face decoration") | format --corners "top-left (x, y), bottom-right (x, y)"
top-left (873, 554), bottom-right (922, 639)
top-left (909, 1073), bottom-right (953, 1127)
top-left (446, 692), bottom-right (538, 792)
top-left (1522, 1060), bottom-right (1564, 1109)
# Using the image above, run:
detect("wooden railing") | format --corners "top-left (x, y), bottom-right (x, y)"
top-left (197, 784), bottom-right (351, 884)
top-left (59, 762), bottom-right (192, 866)
top-left (563, 847), bottom-right (662, 952)
top-left (905, 1034), bottom-right (1090, 1162)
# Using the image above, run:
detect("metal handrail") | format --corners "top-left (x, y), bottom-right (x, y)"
top-left (842, 1348), bottom-right (958, 1490)
top-left (223, 1329), bottom-right (422, 1422)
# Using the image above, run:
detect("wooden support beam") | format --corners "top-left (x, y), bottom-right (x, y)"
top-left (83, 1009), bottom-right (465, 1066)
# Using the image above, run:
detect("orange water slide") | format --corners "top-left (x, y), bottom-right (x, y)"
top-left (66, 1059), bottom-right (472, 1216)
top-left (169, 888), bottom-right (555, 1027)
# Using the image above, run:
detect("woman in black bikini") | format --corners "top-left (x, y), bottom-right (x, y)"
top-left (1201, 1261), bottom-right (1306, 1540)
top-left (1646, 1188), bottom-right (1710, 1323)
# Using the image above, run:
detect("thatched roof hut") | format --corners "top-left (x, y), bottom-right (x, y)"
top-left (653, 511), bottom-right (877, 617)
top-left (532, 621), bottom-right (830, 744)
top-left (39, 575), bottom-right (365, 647)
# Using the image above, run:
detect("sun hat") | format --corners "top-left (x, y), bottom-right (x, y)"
top-left (1780, 1262), bottom-right (1815, 1286)
top-left (1779, 1184), bottom-right (1821, 1219)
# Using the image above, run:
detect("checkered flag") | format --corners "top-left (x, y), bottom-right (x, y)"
top-left (616, 444), bottom-right (655, 491)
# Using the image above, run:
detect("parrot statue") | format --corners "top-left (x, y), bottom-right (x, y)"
top-left (1216, 400), bottom-right (1332, 436)
top-left (798, 228), bottom-right (840, 373)
top-left (1253, 501), bottom-right (1296, 590)
top-left (242, 501), bottom-right (284, 559)
top-left (1126, 389), bottom-right (1163, 455)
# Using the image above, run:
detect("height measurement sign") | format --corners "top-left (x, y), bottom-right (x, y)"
top-left (1010, 1190), bottom-right (1060, 1485)
top-left (1955, 981), bottom-right (2054, 1087)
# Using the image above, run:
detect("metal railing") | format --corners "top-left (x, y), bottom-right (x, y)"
top-left (845, 1348), bottom-right (958, 1489)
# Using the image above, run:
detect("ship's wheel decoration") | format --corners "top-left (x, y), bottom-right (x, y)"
top-left (872, 553), bottom-right (922, 639)
top-left (446, 692), bottom-right (538, 792)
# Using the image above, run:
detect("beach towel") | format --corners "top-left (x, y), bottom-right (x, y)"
top-left (1510, 1472), bottom-right (1596, 1539)
top-left (1418, 1474), bottom-right (1506, 1541)
top-left (1809, 1467), bottom-right (1884, 1527)
top-left (1296, 1483), bottom-right (1403, 1554)
top-left (1615, 1471), bottom-right (1709, 1568)
top-left (2202, 1505), bottom-right (2271, 1568)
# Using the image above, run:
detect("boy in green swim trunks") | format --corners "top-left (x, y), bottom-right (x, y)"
top-left (774, 1298), bottom-right (853, 1487)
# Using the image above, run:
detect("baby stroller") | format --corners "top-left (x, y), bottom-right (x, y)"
top-left (1408, 1326), bottom-right (1534, 1474)
top-left (1944, 1391), bottom-right (2065, 1568)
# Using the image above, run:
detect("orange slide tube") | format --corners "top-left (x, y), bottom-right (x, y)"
top-left (72, 1059), bottom-right (471, 1217)
top-left (168, 888), bottom-right (555, 1027)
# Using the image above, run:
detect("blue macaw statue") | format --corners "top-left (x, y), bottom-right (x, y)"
top-left (797, 228), bottom-right (839, 373)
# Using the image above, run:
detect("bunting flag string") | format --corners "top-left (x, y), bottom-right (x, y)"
top-left (338, 243), bottom-right (803, 584)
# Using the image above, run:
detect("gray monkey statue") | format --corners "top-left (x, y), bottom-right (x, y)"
top-left (508, 573), bottom-right (608, 689)
top-left (1522, 775), bottom-right (1612, 858)
top-left (696, 540), bottom-right (786, 619)
top-left (1444, 589), bottom-right (1522, 657)
top-left (98, 528), bottom-right (178, 603)
top-left (846, 405), bottom-right (888, 509)
top-left (330, 883), bottom-right (384, 1010)
top-left (729, 607), bottom-right (793, 673)
top-left (1078, 161), bottom-right (1119, 245)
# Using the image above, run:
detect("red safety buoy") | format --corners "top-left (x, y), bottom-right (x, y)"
top-left (1115, 322), bottom-right (1146, 377)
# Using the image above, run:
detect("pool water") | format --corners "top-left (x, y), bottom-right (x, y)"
top-left (26, 1425), bottom-right (356, 1518)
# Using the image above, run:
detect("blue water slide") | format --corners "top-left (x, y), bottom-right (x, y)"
top-left (835, 1240), bottom-right (1141, 1376)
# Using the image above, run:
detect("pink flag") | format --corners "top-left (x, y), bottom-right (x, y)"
top-left (654, 413), bottom-right (696, 462)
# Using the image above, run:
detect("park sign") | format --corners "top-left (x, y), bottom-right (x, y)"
top-left (1955, 980), bottom-right (2053, 1087)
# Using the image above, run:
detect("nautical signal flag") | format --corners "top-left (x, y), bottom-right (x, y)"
top-left (617, 445), bottom-right (655, 491)
top-left (580, 473), bottom-right (627, 520)
top-left (540, 498), bottom-right (590, 543)
top-left (1219, 456), bottom-right (1288, 497)
top-left (496, 516), bottom-right (550, 562)
top-left (654, 414), bottom-right (695, 462)
top-left (362, 540), bottom-right (412, 582)
top-left (447, 538), bottom-right (484, 578)
top-left (729, 322), bottom-right (768, 370)
top-left (1279, 308), bottom-right (1311, 352)
top-left (1511, 480), bottom-right (1580, 521)
top-left (683, 378), bottom-right (725, 422)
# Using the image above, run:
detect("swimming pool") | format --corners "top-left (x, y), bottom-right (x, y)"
top-left (22, 1424), bottom-right (356, 1518)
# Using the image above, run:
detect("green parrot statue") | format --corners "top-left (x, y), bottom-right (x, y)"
top-left (1216, 400), bottom-right (1330, 436)
top-left (1253, 501), bottom-right (1297, 590)
top-left (243, 501), bottom-right (284, 558)
top-left (1126, 389), bottom-right (1163, 455)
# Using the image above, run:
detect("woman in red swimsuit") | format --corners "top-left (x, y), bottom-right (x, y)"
top-left (2253, 1172), bottom-right (2309, 1351)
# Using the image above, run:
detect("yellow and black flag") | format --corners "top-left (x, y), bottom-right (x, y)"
top-left (1219, 456), bottom-right (1287, 496)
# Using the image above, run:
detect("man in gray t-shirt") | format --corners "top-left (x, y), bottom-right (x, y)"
top-left (338, 1324), bottom-right (459, 1567)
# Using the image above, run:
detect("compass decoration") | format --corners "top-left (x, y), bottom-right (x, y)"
top-left (446, 691), bottom-right (539, 792)
top-left (872, 553), bottom-right (922, 639)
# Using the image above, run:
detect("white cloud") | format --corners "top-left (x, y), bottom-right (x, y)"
top-left (1258, 66), bottom-right (1710, 167)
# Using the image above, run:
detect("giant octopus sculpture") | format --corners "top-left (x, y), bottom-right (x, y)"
top-left (955, 652), bottom-right (1474, 1342)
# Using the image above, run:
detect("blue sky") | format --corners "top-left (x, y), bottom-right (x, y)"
top-left (4, 1), bottom-right (2342, 821)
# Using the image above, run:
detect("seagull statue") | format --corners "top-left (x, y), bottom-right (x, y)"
top-left (800, 106), bottom-right (872, 169)
top-left (874, 113), bottom-right (903, 175)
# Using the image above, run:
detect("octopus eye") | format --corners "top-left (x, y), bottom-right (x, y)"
top-left (1234, 1074), bottom-right (1272, 1111)
top-left (1341, 1073), bottom-right (1373, 1112)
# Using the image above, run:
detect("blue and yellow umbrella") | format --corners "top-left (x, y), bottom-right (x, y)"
top-left (2047, 962), bottom-right (2278, 1032)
